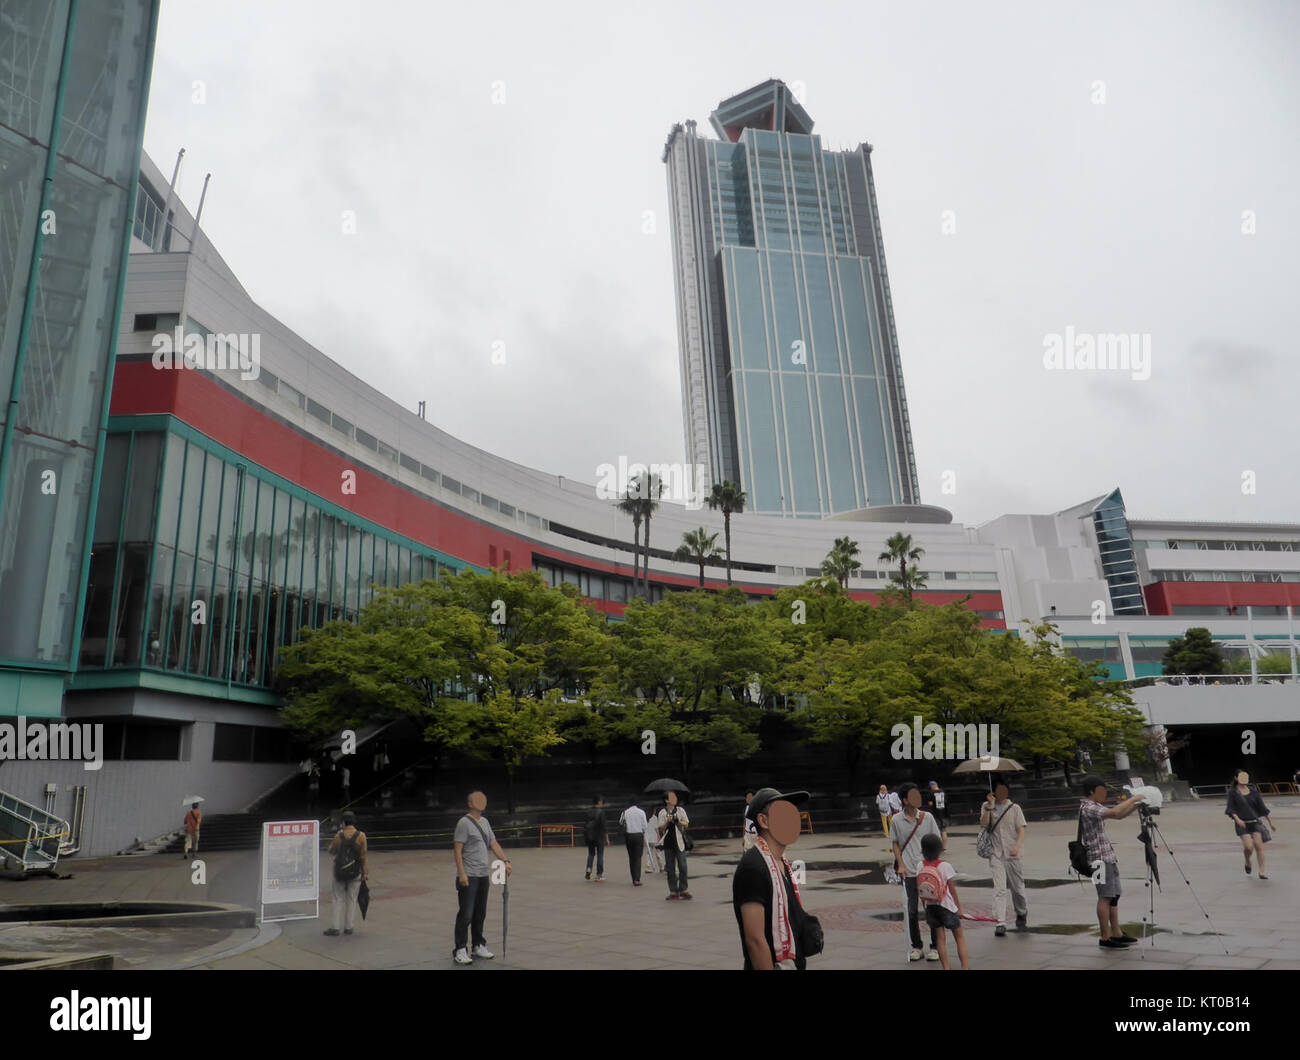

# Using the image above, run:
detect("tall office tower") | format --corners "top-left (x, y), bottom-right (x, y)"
top-left (0, 1), bottom-right (159, 710)
top-left (664, 80), bottom-right (919, 517)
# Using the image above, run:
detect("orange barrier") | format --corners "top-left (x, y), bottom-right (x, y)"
top-left (539, 824), bottom-right (575, 848)
top-left (800, 812), bottom-right (814, 835)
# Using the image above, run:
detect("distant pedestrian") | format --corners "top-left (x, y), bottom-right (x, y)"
top-left (875, 785), bottom-right (897, 838)
top-left (584, 794), bottom-right (608, 882)
top-left (743, 790), bottom-right (758, 852)
top-left (980, 779), bottom-right (1028, 935)
top-left (182, 802), bottom-right (202, 858)
top-left (1079, 775), bottom-right (1145, 949)
top-left (644, 808), bottom-right (664, 875)
top-left (917, 833), bottom-right (968, 969)
top-left (925, 781), bottom-right (948, 832)
top-left (656, 792), bottom-right (691, 900)
top-left (890, 782), bottom-right (942, 961)
top-left (619, 797), bottom-right (648, 885)
top-left (453, 790), bottom-right (512, 965)
top-left (1226, 769), bottom-right (1276, 879)
top-left (324, 810), bottom-right (367, 936)
top-left (732, 787), bottom-right (816, 969)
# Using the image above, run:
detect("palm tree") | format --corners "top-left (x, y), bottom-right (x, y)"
top-left (821, 536), bottom-right (862, 589)
top-left (705, 481), bottom-right (747, 584)
top-left (636, 471), bottom-right (663, 599)
top-left (674, 527), bottom-right (723, 587)
top-left (616, 492), bottom-right (643, 591)
top-left (878, 532), bottom-right (927, 602)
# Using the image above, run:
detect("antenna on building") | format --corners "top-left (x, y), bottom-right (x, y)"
top-left (164, 148), bottom-right (185, 241)
top-left (190, 172), bottom-right (211, 247)
top-left (417, 400), bottom-right (426, 420)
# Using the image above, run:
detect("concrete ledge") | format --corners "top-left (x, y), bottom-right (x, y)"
top-left (0, 951), bottom-right (115, 970)
top-left (0, 901), bottom-right (255, 929)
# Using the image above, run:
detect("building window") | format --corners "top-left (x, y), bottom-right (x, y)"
top-left (355, 428), bottom-right (378, 450)
top-left (307, 398), bottom-right (331, 424)
top-left (331, 412), bottom-right (353, 436)
top-left (420, 464), bottom-right (439, 484)
top-left (400, 453), bottom-right (420, 473)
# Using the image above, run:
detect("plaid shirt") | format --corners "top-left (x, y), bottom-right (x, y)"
top-left (1079, 799), bottom-right (1115, 862)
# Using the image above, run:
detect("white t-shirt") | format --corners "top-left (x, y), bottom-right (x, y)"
top-left (619, 806), bottom-right (648, 835)
top-left (920, 860), bottom-right (958, 913)
top-left (890, 810), bottom-right (941, 875)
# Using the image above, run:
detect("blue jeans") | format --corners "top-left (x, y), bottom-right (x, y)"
top-left (455, 875), bottom-right (489, 950)
top-left (586, 841), bottom-right (604, 876)
top-left (664, 847), bottom-right (688, 894)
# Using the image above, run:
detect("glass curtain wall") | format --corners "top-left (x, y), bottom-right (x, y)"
top-left (80, 427), bottom-right (447, 689)
top-left (0, 0), bottom-right (159, 664)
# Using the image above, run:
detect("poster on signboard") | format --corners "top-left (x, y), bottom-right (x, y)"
top-left (261, 820), bottom-right (319, 908)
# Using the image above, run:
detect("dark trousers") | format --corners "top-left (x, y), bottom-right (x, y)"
top-left (586, 841), bottom-right (605, 876)
top-left (625, 834), bottom-right (644, 882)
top-left (455, 875), bottom-right (490, 950)
top-left (904, 876), bottom-right (939, 951)
top-left (664, 847), bottom-right (689, 894)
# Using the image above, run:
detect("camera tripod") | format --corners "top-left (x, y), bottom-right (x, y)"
top-left (1135, 807), bottom-right (1229, 957)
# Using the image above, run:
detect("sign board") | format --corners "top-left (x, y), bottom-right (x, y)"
top-left (260, 819), bottom-right (319, 922)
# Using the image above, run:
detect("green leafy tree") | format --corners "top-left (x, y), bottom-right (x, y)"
top-left (607, 588), bottom-right (773, 782)
top-left (705, 481), bottom-right (747, 584)
top-left (820, 536), bottom-right (862, 589)
top-left (674, 527), bottom-right (723, 587)
top-left (1162, 627), bottom-right (1224, 676)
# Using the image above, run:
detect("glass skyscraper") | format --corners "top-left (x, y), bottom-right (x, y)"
top-left (0, 1), bottom-right (159, 711)
top-left (664, 80), bottom-right (919, 517)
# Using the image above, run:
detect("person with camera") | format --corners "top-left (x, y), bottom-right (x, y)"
top-left (656, 791), bottom-right (692, 900)
top-left (1226, 769), bottom-right (1276, 879)
top-left (980, 779), bottom-right (1027, 936)
top-left (1079, 775), bottom-right (1145, 949)
top-left (732, 787), bottom-right (818, 970)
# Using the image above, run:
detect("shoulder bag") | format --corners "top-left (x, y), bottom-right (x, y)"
top-left (1068, 809), bottom-right (1093, 877)
top-left (976, 804), bottom-right (1013, 860)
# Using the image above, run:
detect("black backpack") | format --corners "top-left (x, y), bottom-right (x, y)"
top-left (334, 828), bottom-right (364, 882)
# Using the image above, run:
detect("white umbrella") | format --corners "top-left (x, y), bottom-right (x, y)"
top-left (181, 795), bottom-right (205, 806)
top-left (952, 756), bottom-right (1025, 791)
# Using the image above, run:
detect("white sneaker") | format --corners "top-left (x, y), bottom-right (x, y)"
top-left (453, 948), bottom-right (472, 965)
top-left (908, 949), bottom-right (922, 961)
top-left (925, 949), bottom-right (941, 962)
top-left (472, 944), bottom-right (495, 959)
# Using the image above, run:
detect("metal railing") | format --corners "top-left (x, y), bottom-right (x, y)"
top-left (0, 790), bottom-right (71, 874)
top-left (1125, 673), bottom-right (1297, 689)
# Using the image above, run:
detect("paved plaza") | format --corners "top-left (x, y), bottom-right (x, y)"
top-left (1, 799), bottom-right (1296, 970)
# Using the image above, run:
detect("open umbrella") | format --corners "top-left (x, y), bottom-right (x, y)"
top-left (643, 778), bottom-right (691, 796)
top-left (181, 795), bottom-right (205, 806)
top-left (952, 756), bottom-right (1025, 792)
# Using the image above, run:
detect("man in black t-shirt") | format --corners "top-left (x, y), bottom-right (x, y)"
top-left (732, 787), bottom-right (811, 970)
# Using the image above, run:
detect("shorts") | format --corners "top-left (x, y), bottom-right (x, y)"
top-left (1095, 859), bottom-right (1122, 899)
top-left (924, 904), bottom-right (961, 931)
top-left (1234, 820), bottom-right (1263, 838)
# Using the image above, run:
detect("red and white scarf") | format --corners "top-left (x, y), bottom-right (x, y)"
top-left (755, 836), bottom-right (801, 964)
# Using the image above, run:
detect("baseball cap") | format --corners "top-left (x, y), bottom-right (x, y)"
top-left (746, 787), bottom-right (810, 823)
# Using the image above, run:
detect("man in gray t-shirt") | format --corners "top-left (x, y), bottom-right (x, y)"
top-left (890, 783), bottom-right (943, 960)
top-left (453, 791), bottom-right (511, 965)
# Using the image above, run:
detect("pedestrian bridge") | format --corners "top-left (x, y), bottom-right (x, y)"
top-left (1126, 680), bottom-right (1300, 727)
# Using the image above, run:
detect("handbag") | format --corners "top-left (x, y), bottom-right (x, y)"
top-left (976, 804), bottom-right (1013, 860)
top-left (1258, 819), bottom-right (1272, 843)
top-left (1068, 810), bottom-right (1093, 877)
top-left (799, 912), bottom-right (824, 957)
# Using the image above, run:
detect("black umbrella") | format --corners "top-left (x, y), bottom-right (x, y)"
top-left (643, 778), bottom-right (691, 795)
top-left (358, 880), bottom-right (371, 919)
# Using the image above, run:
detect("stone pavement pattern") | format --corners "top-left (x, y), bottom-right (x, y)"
top-left (1, 800), bottom-right (1295, 970)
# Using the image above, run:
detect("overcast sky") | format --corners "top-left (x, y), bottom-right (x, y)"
top-left (141, 0), bottom-right (1299, 527)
